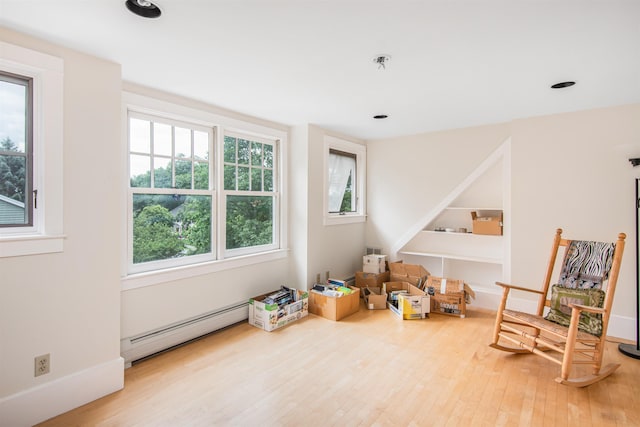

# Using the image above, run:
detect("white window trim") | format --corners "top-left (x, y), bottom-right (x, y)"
top-left (121, 91), bottom-right (288, 290)
top-left (0, 42), bottom-right (64, 258)
top-left (221, 130), bottom-right (280, 258)
top-left (323, 136), bottom-right (366, 226)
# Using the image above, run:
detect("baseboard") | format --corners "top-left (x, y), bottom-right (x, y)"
top-left (470, 286), bottom-right (636, 342)
top-left (0, 357), bottom-right (124, 427)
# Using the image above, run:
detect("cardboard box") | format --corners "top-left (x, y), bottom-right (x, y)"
top-left (309, 286), bottom-right (361, 321)
top-left (363, 254), bottom-right (387, 274)
top-left (248, 289), bottom-right (309, 331)
top-left (471, 211), bottom-right (503, 235)
top-left (355, 271), bottom-right (390, 290)
top-left (384, 281), bottom-right (430, 320)
top-left (425, 276), bottom-right (476, 318)
top-left (362, 287), bottom-right (387, 310)
top-left (388, 262), bottom-right (430, 287)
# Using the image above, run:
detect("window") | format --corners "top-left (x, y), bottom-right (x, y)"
top-left (223, 133), bottom-right (278, 256)
top-left (0, 41), bottom-right (64, 258)
top-left (128, 112), bottom-right (214, 273)
top-left (0, 72), bottom-right (33, 227)
top-left (324, 136), bottom-right (366, 225)
top-left (124, 95), bottom-right (285, 283)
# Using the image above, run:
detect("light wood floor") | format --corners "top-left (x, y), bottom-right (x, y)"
top-left (38, 306), bottom-right (640, 426)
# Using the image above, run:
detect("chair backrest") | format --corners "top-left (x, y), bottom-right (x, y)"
top-left (538, 229), bottom-right (625, 330)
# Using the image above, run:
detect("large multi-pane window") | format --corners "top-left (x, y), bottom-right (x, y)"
top-left (0, 71), bottom-right (33, 227)
top-left (223, 133), bottom-right (277, 255)
top-left (128, 113), bottom-right (214, 272)
top-left (127, 111), bottom-right (281, 274)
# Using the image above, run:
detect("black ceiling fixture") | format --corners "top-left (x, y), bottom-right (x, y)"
top-left (125, 0), bottom-right (162, 19)
top-left (551, 81), bottom-right (576, 89)
top-left (373, 114), bottom-right (388, 119)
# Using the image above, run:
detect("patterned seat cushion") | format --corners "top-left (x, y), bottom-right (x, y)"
top-left (544, 285), bottom-right (605, 336)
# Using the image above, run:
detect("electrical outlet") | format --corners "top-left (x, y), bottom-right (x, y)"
top-left (316, 273), bottom-right (321, 284)
top-left (325, 271), bottom-right (330, 281)
top-left (34, 354), bottom-right (50, 377)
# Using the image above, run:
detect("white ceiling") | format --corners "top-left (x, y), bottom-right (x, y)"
top-left (1, 0), bottom-right (639, 140)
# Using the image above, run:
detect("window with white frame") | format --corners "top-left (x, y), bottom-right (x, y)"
top-left (128, 112), bottom-right (214, 272)
top-left (0, 71), bottom-right (33, 227)
top-left (0, 42), bottom-right (64, 258)
top-left (126, 107), bottom-right (283, 277)
top-left (324, 136), bottom-right (366, 225)
top-left (223, 132), bottom-right (278, 256)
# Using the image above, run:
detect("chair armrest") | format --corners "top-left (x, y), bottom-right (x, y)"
top-left (568, 303), bottom-right (606, 314)
top-left (495, 282), bottom-right (545, 295)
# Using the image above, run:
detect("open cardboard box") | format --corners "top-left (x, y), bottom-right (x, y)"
top-left (384, 281), bottom-right (430, 320)
top-left (248, 289), bottom-right (309, 331)
top-left (362, 286), bottom-right (387, 310)
top-left (426, 276), bottom-right (475, 318)
top-left (309, 285), bottom-right (361, 321)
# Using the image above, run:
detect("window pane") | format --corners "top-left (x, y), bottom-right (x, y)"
top-left (132, 194), bottom-right (212, 264)
top-left (224, 165), bottom-right (236, 190)
top-left (251, 142), bottom-right (262, 166)
top-left (175, 127), bottom-right (191, 158)
top-left (237, 139), bottom-right (250, 165)
top-left (129, 118), bottom-right (150, 154)
top-left (224, 136), bottom-right (236, 163)
top-left (0, 154), bottom-right (27, 225)
top-left (328, 151), bottom-right (356, 213)
top-left (130, 154), bottom-right (151, 187)
top-left (237, 166), bottom-right (250, 191)
top-left (0, 80), bottom-right (26, 152)
top-left (175, 159), bottom-right (192, 189)
top-left (194, 131), bottom-right (208, 161)
top-left (251, 167), bottom-right (262, 191)
top-left (263, 144), bottom-right (273, 168)
top-left (226, 195), bottom-right (273, 250)
top-left (154, 156), bottom-right (172, 188)
top-left (264, 169), bottom-right (273, 192)
top-left (154, 122), bottom-right (172, 156)
top-left (194, 161), bottom-right (209, 190)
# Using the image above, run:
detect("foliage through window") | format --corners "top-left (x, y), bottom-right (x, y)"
top-left (223, 134), bottom-right (277, 252)
top-left (128, 113), bottom-right (214, 270)
top-left (0, 71), bottom-right (33, 227)
top-left (127, 112), bottom-right (281, 274)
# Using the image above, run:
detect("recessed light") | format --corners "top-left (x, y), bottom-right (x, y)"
top-left (551, 81), bottom-right (576, 89)
top-left (125, 0), bottom-right (162, 19)
top-left (373, 114), bottom-right (388, 119)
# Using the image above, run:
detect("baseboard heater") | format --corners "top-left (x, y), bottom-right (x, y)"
top-left (120, 301), bottom-right (249, 367)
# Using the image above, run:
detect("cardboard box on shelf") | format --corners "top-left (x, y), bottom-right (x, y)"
top-left (309, 285), bottom-right (361, 321)
top-left (355, 271), bottom-right (390, 290)
top-left (471, 211), bottom-right (503, 236)
top-left (362, 287), bottom-right (387, 310)
top-left (425, 276), bottom-right (476, 318)
top-left (384, 281), bottom-right (430, 320)
top-left (248, 289), bottom-right (309, 332)
top-left (363, 254), bottom-right (387, 274)
top-left (388, 262), bottom-right (430, 287)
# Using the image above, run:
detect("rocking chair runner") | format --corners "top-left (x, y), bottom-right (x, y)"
top-left (490, 229), bottom-right (626, 387)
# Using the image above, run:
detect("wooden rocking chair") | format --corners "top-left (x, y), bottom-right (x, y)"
top-left (490, 229), bottom-right (626, 387)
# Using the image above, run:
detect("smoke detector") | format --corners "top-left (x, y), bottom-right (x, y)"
top-left (373, 54), bottom-right (391, 70)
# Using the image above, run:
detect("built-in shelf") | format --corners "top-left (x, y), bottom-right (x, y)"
top-left (399, 250), bottom-right (502, 264)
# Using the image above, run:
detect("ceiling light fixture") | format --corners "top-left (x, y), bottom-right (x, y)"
top-left (125, 0), bottom-right (162, 18)
top-left (551, 81), bottom-right (576, 89)
top-left (373, 114), bottom-right (388, 120)
top-left (373, 54), bottom-right (391, 70)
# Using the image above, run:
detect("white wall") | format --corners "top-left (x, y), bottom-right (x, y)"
top-left (0, 28), bottom-right (124, 425)
top-left (366, 104), bottom-right (640, 338)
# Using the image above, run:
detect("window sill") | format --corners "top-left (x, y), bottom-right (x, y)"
top-left (0, 234), bottom-right (65, 258)
top-left (121, 248), bottom-right (289, 291)
top-left (323, 214), bottom-right (366, 226)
